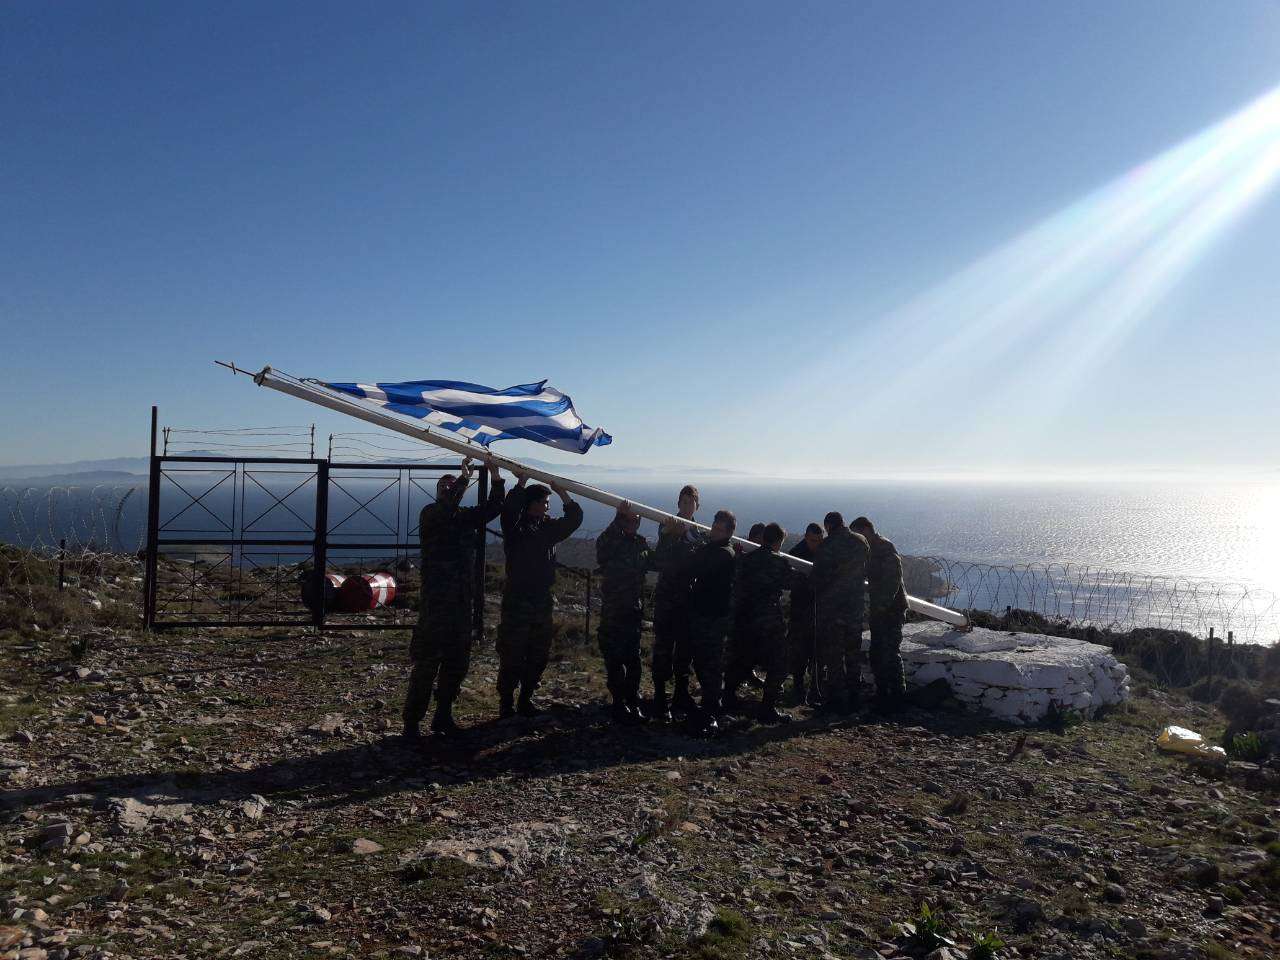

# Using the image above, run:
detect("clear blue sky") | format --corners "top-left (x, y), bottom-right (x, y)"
top-left (3, 1), bottom-right (1279, 476)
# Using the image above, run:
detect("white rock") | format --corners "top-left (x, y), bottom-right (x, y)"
top-left (899, 622), bottom-right (1129, 724)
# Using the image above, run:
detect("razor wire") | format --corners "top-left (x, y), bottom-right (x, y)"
top-left (907, 555), bottom-right (1280, 645)
top-left (4, 480), bottom-right (1278, 645)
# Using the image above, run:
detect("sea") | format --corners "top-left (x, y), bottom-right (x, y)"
top-left (3, 474), bottom-right (1277, 641)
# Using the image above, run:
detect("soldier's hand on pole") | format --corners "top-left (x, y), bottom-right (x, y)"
top-left (550, 480), bottom-right (571, 503)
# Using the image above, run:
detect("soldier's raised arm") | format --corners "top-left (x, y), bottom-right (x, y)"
top-left (544, 482), bottom-right (584, 544)
top-left (500, 471), bottom-right (527, 536)
top-left (475, 460), bottom-right (507, 525)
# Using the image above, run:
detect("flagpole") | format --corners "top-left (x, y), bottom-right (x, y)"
top-left (219, 362), bottom-right (968, 628)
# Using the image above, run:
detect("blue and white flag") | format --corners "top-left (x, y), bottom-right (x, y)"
top-left (323, 379), bottom-right (612, 454)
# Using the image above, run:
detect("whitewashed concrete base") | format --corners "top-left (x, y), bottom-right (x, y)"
top-left (884, 622), bottom-right (1130, 725)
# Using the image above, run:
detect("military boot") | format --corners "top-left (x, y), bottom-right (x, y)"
top-left (757, 691), bottom-right (793, 725)
top-left (671, 677), bottom-right (697, 713)
top-left (625, 681), bottom-right (649, 722)
top-left (401, 720), bottom-right (422, 742)
top-left (431, 700), bottom-right (462, 736)
top-left (785, 678), bottom-right (806, 707)
top-left (609, 693), bottom-right (633, 725)
top-left (499, 690), bottom-right (516, 719)
top-left (517, 688), bottom-right (543, 717)
top-left (652, 683), bottom-right (672, 723)
top-left (721, 685), bottom-right (744, 715)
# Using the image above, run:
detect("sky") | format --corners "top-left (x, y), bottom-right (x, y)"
top-left (3, 1), bottom-right (1279, 478)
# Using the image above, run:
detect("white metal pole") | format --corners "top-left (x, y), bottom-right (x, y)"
top-left (232, 363), bottom-right (969, 627)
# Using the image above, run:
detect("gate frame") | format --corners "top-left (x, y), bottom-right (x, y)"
top-left (140, 406), bottom-right (487, 636)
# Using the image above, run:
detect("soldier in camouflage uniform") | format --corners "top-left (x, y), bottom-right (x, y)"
top-left (683, 509), bottom-right (738, 733)
top-left (497, 473), bottom-right (584, 718)
top-left (723, 523), bottom-right (766, 707)
top-left (651, 485), bottom-right (705, 721)
top-left (851, 517), bottom-right (908, 709)
top-left (595, 501), bottom-right (653, 724)
top-left (811, 510), bottom-right (870, 714)
top-left (403, 459), bottom-right (505, 739)
top-left (786, 522), bottom-right (824, 705)
top-left (724, 523), bottom-right (794, 724)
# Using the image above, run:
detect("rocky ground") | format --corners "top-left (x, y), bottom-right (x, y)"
top-left (2, 592), bottom-right (1279, 959)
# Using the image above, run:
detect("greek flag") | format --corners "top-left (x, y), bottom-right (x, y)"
top-left (323, 379), bottom-right (613, 453)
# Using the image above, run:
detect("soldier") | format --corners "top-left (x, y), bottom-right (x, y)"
top-left (595, 500), bottom-right (653, 724)
top-left (651, 485), bottom-right (705, 721)
top-left (683, 509), bottom-right (738, 733)
top-left (496, 472), bottom-right (584, 718)
top-left (724, 522), bottom-right (794, 724)
top-left (851, 516), bottom-right (909, 710)
top-left (403, 458), bottom-right (505, 739)
top-left (724, 523), bottom-right (767, 705)
top-left (787, 522), bottom-right (824, 705)
top-left (811, 510), bottom-right (870, 714)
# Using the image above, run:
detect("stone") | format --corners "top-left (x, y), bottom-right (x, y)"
top-left (895, 623), bottom-right (1130, 724)
top-left (404, 820), bottom-right (580, 876)
top-left (1181, 858), bottom-right (1219, 886)
top-left (1103, 883), bottom-right (1127, 903)
top-left (10, 730), bottom-right (35, 745)
top-left (1002, 894), bottom-right (1045, 931)
top-left (239, 796), bottom-right (268, 821)
top-left (0, 928), bottom-right (24, 950)
top-left (350, 838), bottom-right (384, 855)
top-left (108, 797), bottom-right (192, 832)
top-left (1120, 917), bottom-right (1147, 939)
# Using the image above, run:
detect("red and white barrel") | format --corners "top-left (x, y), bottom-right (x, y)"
top-left (338, 572), bottom-right (397, 612)
top-left (301, 572), bottom-right (346, 612)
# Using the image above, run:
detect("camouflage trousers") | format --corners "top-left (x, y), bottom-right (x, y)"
top-left (725, 614), bottom-right (787, 701)
top-left (496, 592), bottom-right (554, 698)
top-left (651, 598), bottom-right (692, 687)
top-left (868, 611), bottom-right (907, 699)
top-left (597, 605), bottom-right (643, 699)
top-left (403, 584), bottom-right (472, 726)
top-left (687, 613), bottom-right (729, 708)
top-left (788, 609), bottom-right (818, 688)
top-left (816, 609), bottom-right (865, 707)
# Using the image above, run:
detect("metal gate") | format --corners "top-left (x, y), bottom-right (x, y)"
top-left (140, 410), bottom-right (486, 633)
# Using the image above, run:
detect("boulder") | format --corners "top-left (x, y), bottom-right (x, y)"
top-left (894, 622), bottom-right (1130, 725)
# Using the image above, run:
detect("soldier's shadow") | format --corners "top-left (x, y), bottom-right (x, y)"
top-left (1, 701), bottom-right (882, 816)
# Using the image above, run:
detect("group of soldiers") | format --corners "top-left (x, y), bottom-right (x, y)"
top-left (402, 462), bottom-right (910, 739)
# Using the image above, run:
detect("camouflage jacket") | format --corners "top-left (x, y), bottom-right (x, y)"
top-left (811, 527), bottom-right (869, 620)
top-left (737, 547), bottom-right (791, 625)
top-left (419, 478), bottom-right (506, 579)
top-left (500, 487), bottom-right (584, 596)
top-left (686, 541), bottom-right (736, 619)
top-left (866, 534), bottom-right (908, 619)
top-left (653, 519), bottom-right (707, 610)
top-left (595, 518), bottom-right (653, 614)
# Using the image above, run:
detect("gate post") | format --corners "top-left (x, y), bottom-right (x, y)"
top-left (142, 406), bottom-right (161, 630)
top-left (312, 459), bottom-right (330, 629)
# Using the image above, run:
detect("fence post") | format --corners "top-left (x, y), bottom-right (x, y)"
top-left (1207, 626), bottom-right (1216, 690)
top-left (58, 538), bottom-right (66, 591)
top-left (585, 570), bottom-right (592, 643)
top-left (142, 406), bottom-right (161, 630)
top-left (312, 459), bottom-right (329, 629)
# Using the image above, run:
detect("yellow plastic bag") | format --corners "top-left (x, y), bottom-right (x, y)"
top-left (1156, 725), bottom-right (1227, 758)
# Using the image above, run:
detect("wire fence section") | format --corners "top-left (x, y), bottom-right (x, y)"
top-left (908, 556), bottom-right (1280, 644)
top-left (3, 482), bottom-right (1278, 644)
